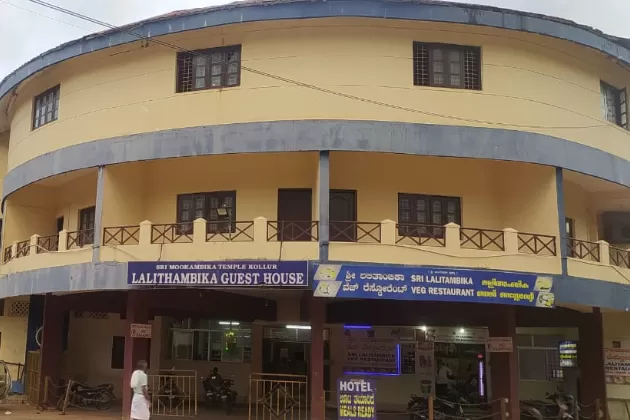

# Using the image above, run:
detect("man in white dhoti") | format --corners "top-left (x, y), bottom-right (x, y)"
top-left (130, 360), bottom-right (150, 420)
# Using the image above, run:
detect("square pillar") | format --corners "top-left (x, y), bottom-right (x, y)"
top-left (489, 306), bottom-right (519, 420)
top-left (555, 167), bottom-right (568, 275)
top-left (317, 151), bottom-right (330, 261)
top-left (122, 291), bottom-right (150, 419)
top-left (39, 294), bottom-right (65, 406)
top-left (310, 297), bottom-right (326, 420)
top-left (578, 308), bottom-right (606, 419)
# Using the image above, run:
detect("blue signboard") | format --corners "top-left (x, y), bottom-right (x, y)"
top-left (313, 263), bottom-right (555, 308)
top-left (338, 378), bottom-right (376, 420)
top-left (128, 261), bottom-right (308, 287)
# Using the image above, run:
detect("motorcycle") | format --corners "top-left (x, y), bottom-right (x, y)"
top-left (59, 381), bottom-right (115, 410)
top-left (408, 393), bottom-right (467, 420)
top-left (521, 390), bottom-right (577, 420)
top-left (203, 374), bottom-right (238, 415)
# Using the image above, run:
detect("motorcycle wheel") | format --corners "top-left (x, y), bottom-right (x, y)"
top-left (225, 397), bottom-right (233, 415)
top-left (96, 393), bottom-right (112, 410)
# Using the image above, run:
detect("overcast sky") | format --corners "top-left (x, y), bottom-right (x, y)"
top-left (0, 0), bottom-right (629, 80)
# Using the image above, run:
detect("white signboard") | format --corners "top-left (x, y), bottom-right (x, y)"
top-left (131, 323), bottom-right (152, 339)
top-left (605, 348), bottom-right (630, 385)
top-left (485, 337), bottom-right (513, 353)
top-left (343, 329), bottom-right (398, 374)
top-left (423, 327), bottom-right (488, 344)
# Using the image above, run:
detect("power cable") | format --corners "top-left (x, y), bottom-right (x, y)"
top-left (0, 0), bottom-right (94, 33)
top-left (19, 0), bottom-right (610, 130)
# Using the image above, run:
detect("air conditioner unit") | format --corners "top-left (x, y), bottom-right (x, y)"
top-left (602, 212), bottom-right (630, 244)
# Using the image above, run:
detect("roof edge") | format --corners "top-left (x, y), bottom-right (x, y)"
top-left (1, 0), bottom-right (629, 101)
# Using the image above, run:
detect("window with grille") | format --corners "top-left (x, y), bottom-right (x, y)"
top-left (169, 318), bottom-right (251, 362)
top-left (177, 191), bottom-right (236, 233)
top-left (176, 46), bottom-right (241, 92)
top-left (398, 193), bottom-right (461, 237)
top-left (601, 81), bottom-right (628, 129)
top-left (413, 43), bottom-right (481, 90)
top-left (517, 334), bottom-right (564, 381)
top-left (32, 85), bottom-right (60, 129)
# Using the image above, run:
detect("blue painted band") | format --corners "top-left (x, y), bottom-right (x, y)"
top-left (4, 120), bottom-right (630, 200)
top-left (0, 261), bottom-right (627, 311)
top-left (1, 0), bottom-right (629, 101)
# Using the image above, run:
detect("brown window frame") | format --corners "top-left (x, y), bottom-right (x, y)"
top-left (601, 81), bottom-right (628, 129)
top-left (78, 206), bottom-right (96, 246)
top-left (413, 42), bottom-right (481, 90)
top-left (397, 193), bottom-right (461, 237)
top-left (176, 45), bottom-right (242, 93)
top-left (176, 191), bottom-right (237, 234)
top-left (565, 217), bottom-right (575, 258)
top-left (32, 85), bottom-right (60, 130)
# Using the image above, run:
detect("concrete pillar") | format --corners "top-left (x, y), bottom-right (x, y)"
top-left (555, 167), bottom-right (568, 275)
top-left (318, 151), bottom-right (330, 261)
top-left (251, 323), bottom-right (264, 374)
top-left (578, 308), bottom-right (607, 419)
top-left (310, 297), bottom-right (326, 420)
top-left (489, 306), bottom-right (519, 420)
top-left (39, 294), bottom-right (65, 406)
top-left (122, 291), bottom-right (150, 419)
top-left (380, 220), bottom-right (396, 245)
top-left (92, 166), bottom-right (105, 262)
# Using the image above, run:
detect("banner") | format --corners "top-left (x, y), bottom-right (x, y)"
top-left (338, 378), bottom-right (376, 420)
top-left (605, 348), bottom-right (630, 385)
top-left (486, 337), bottom-right (513, 353)
top-left (313, 264), bottom-right (554, 308)
top-left (128, 261), bottom-right (309, 287)
top-left (344, 329), bottom-right (399, 374)
top-left (416, 341), bottom-right (435, 396)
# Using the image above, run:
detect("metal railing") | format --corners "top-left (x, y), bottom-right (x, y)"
top-left (330, 221), bottom-right (381, 243)
top-left (460, 227), bottom-right (505, 251)
top-left (3, 246), bottom-right (12, 263)
top-left (206, 221), bottom-right (254, 242)
top-left (518, 232), bottom-right (557, 256)
top-left (395, 223), bottom-right (446, 247)
top-left (15, 240), bottom-right (30, 258)
top-left (610, 246), bottom-right (630, 269)
top-left (37, 234), bottom-right (59, 253)
top-left (103, 225), bottom-right (140, 246)
top-left (249, 373), bottom-right (308, 420)
top-left (151, 223), bottom-right (193, 244)
top-left (567, 238), bottom-right (600, 262)
top-left (148, 370), bottom-right (197, 417)
top-left (66, 229), bottom-right (94, 249)
top-left (267, 221), bottom-right (319, 242)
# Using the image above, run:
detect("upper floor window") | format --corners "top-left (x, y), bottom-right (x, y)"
top-left (176, 46), bottom-right (242, 92)
top-left (177, 191), bottom-right (236, 233)
top-left (601, 81), bottom-right (628, 129)
top-left (413, 43), bottom-right (481, 90)
top-left (398, 193), bottom-right (461, 237)
top-left (32, 85), bottom-right (60, 129)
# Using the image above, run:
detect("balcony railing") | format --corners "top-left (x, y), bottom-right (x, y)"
top-left (67, 229), bottom-right (94, 250)
top-left (567, 238), bottom-right (600, 262)
top-left (517, 233), bottom-right (557, 256)
top-left (396, 223), bottom-right (446, 247)
top-left (460, 228), bottom-right (505, 251)
top-left (37, 234), bottom-right (59, 253)
top-left (610, 246), bottom-right (630, 269)
top-left (330, 222), bottom-right (381, 243)
top-left (3, 246), bottom-right (12, 263)
top-left (103, 226), bottom-right (140, 246)
top-left (267, 221), bottom-right (318, 242)
top-left (206, 221), bottom-right (254, 242)
top-left (151, 223), bottom-right (194, 244)
top-left (15, 240), bottom-right (30, 258)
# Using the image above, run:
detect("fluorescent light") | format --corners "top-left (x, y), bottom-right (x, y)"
top-left (219, 321), bottom-right (239, 326)
top-left (459, 328), bottom-right (465, 334)
top-left (286, 325), bottom-right (311, 330)
top-left (420, 326), bottom-right (427, 332)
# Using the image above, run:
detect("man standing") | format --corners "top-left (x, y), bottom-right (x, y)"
top-left (130, 360), bottom-right (150, 420)
top-left (435, 360), bottom-right (454, 398)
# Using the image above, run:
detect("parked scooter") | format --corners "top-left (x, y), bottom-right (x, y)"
top-left (521, 389), bottom-right (577, 420)
top-left (203, 370), bottom-right (238, 415)
top-left (408, 393), bottom-right (467, 420)
top-left (60, 381), bottom-right (115, 410)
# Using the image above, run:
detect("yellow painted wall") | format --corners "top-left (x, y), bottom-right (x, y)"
top-left (0, 297), bottom-right (29, 380)
top-left (564, 181), bottom-right (598, 241)
top-left (101, 163), bottom-right (147, 227)
top-left (5, 18), bottom-right (630, 172)
top-left (0, 132), bottom-right (9, 203)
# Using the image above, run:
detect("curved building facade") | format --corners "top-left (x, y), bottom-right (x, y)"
top-left (0, 0), bottom-right (629, 418)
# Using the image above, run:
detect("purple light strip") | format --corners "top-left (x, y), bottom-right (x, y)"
top-left (344, 325), bottom-right (372, 329)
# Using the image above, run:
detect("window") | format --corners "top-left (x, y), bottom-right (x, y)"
top-left (565, 217), bottom-right (575, 258)
top-left (33, 85), bottom-right (60, 129)
top-left (111, 336), bottom-right (125, 369)
top-left (413, 43), bottom-right (481, 90)
top-left (176, 46), bottom-right (242, 92)
top-left (169, 319), bottom-right (251, 362)
top-left (398, 193), bottom-right (461, 236)
top-left (177, 191), bottom-right (236, 233)
top-left (601, 81), bottom-right (628, 129)
top-left (517, 334), bottom-right (564, 382)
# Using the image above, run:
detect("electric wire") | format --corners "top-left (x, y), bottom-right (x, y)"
top-left (18, 0), bottom-right (612, 131)
top-left (0, 0), bottom-right (95, 33)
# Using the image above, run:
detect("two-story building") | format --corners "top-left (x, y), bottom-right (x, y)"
top-left (0, 0), bottom-right (629, 419)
